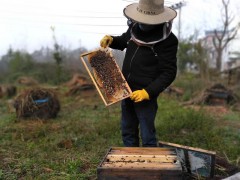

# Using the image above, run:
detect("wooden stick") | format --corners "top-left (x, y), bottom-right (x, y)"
top-left (159, 141), bottom-right (216, 155)
top-left (80, 51), bottom-right (96, 57)
top-left (106, 154), bottom-right (178, 163)
top-left (101, 162), bottom-right (182, 169)
top-left (109, 147), bottom-right (176, 155)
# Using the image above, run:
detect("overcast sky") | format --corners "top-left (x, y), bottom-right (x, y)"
top-left (0, 0), bottom-right (239, 57)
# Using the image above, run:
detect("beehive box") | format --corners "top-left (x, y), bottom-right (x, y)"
top-left (80, 49), bottom-right (132, 106)
top-left (97, 147), bottom-right (183, 180)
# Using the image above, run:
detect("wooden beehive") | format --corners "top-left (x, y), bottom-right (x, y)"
top-left (80, 49), bottom-right (132, 106)
top-left (97, 147), bottom-right (183, 180)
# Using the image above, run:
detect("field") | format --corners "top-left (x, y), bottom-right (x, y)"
top-left (0, 82), bottom-right (240, 179)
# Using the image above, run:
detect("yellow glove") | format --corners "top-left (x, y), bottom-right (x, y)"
top-left (130, 89), bottom-right (150, 102)
top-left (100, 35), bottom-right (113, 48)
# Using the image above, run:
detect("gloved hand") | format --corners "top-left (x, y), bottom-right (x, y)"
top-left (100, 35), bottom-right (113, 48)
top-left (130, 89), bottom-right (150, 102)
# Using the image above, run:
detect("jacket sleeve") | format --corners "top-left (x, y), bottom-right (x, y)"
top-left (109, 26), bottom-right (132, 51)
top-left (145, 33), bottom-right (178, 98)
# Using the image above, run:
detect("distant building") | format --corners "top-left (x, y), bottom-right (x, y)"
top-left (227, 27), bottom-right (240, 69)
top-left (226, 52), bottom-right (240, 70)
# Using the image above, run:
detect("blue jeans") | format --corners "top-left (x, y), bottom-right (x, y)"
top-left (121, 98), bottom-right (158, 147)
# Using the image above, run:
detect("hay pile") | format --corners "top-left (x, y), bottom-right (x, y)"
top-left (65, 73), bottom-right (95, 96)
top-left (0, 85), bottom-right (17, 98)
top-left (17, 76), bottom-right (38, 86)
top-left (14, 88), bottom-right (60, 119)
top-left (66, 84), bottom-right (95, 96)
top-left (183, 83), bottom-right (239, 106)
top-left (164, 85), bottom-right (184, 97)
top-left (65, 73), bottom-right (89, 87)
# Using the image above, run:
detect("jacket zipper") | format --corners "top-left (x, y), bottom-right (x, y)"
top-left (127, 46), bottom-right (139, 81)
top-left (151, 46), bottom-right (158, 57)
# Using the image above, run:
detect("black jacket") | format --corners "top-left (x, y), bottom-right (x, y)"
top-left (110, 24), bottom-right (178, 99)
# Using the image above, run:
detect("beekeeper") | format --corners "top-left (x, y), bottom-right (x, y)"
top-left (100, 0), bottom-right (178, 147)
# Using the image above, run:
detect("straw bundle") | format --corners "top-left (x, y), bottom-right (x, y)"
top-left (14, 88), bottom-right (60, 119)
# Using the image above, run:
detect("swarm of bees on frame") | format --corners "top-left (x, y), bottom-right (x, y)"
top-left (88, 49), bottom-right (131, 102)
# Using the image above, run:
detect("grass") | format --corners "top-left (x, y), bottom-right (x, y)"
top-left (156, 96), bottom-right (240, 159)
top-left (0, 87), bottom-right (240, 179)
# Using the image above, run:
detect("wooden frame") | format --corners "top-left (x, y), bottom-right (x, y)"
top-left (97, 147), bottom-right (183, 180)
top-left (80, 50), bottom-right (132, 106)
top-left (158, 141), bottom-right (216, 178)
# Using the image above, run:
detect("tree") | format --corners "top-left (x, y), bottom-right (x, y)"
top-left (0, 47), bottom-right (13, 74)
top-left (212, 0), bottom-right (239, 72)
top-left (177, 39), bottom-right (195, 73)
top-left (51, 26), bottom-right (64, 85)
top-left (177, 35), bottom-right (209, 80)
top-left (192, 41), bottom-right (209, 80)
top-left (8, 51), bottom-right (34, 74)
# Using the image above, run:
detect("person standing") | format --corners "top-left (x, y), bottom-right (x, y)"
top-left (100, 0), bottom-right (178, 147)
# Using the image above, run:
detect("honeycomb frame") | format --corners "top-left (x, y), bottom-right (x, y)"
top-left (80, 48), bottom-right (132, 106)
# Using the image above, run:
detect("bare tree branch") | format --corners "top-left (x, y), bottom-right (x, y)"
top-left (212, 0), bottom-right (238, 71)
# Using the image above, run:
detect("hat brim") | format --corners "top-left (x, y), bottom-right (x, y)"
top-left (123, 3), bottom-right (177, 25)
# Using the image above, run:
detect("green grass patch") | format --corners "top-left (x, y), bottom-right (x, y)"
top-left (0, 89), bottom-right (239, 179)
